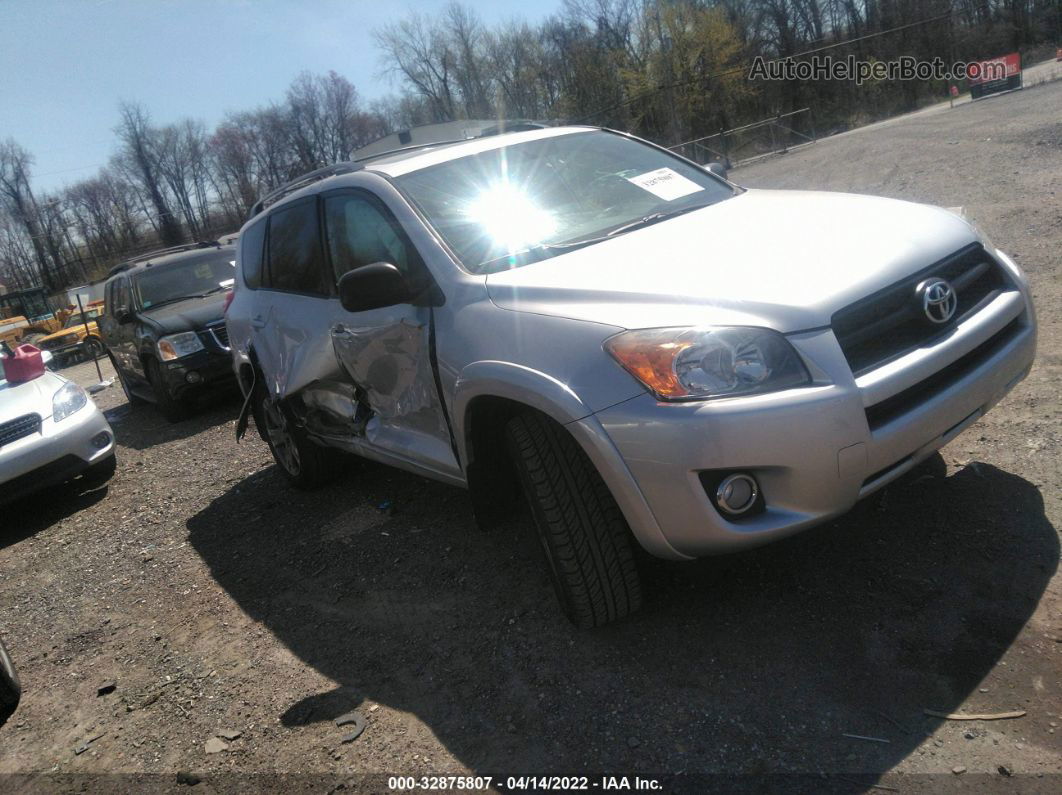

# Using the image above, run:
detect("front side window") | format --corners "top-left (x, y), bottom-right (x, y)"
top-left (323, 193), bottom-right (419, 283)
top-left (114, 278), bottom-right (131, 313)
top-left (266, 199), bottom-right (329, 295)
top-left (394, 130), bottom-right (735, 274)
top-left (133, 252), bottom-right (235, 309)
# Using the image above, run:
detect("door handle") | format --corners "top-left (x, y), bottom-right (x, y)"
top-left (251, 315), bottom-right (266, 329)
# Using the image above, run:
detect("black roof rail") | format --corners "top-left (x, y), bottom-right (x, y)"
top-left (248, 162), bottom-right (365, 219)
top-left (104, 240), bottom-right (224, 280)
top-left (246, 138), bottom-right (475, 220)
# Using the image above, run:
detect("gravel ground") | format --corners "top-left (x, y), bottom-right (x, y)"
top-left (1, 81), bottom-right (1060, 792)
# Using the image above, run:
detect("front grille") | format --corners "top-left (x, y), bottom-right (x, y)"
top-left (0, 413), bottom-right (42, 448)
top-left (202, 322), bottom-right (230, 351)
top-left (833, 244), bottom-right (1008, 376)
top-left (864, 317), bottom-right (1022, 431)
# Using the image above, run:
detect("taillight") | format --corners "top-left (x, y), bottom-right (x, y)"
top-left (222, 288), bottom-right (235, 314)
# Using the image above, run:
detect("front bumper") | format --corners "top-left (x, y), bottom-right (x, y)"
top-left (0, 401), bottom-right (115, 503)
top-left (161, 349), bottom-right (237, 399)
top-left (584, 257), bottom-right (1037, 560)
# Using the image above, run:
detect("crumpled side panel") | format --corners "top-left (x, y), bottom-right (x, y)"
top-left (331, 317), bottom-right (445, 436)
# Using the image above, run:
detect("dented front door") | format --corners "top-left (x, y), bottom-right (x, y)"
top-left (331, 304), bottom-right (458, 479)
top-left (322, 189), bottom-right (459, 480)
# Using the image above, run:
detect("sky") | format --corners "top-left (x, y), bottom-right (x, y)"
top-left (0, 0), bottom-right (560, 193)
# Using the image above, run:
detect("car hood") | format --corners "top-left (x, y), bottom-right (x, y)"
top-left (0, 371), bottom-right (65, 422)
top-left (486, 189), bottom-right (980, 333)
top-left (138, 292), bottom-right (228, 334)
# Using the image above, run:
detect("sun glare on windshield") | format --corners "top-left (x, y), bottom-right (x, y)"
top-left (464, 181), bottom-right (557, 254)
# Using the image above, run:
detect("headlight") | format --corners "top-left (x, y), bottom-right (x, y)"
top-left (605, 326), bottom-right (811, 401)
top-left (157, 332), bottom-right (204, 361)
top-left (52, 380), bottom-right (88, 422)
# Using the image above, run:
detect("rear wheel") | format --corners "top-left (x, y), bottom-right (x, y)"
top-left (505, 411), bottom-right (643, 628)
top-left (254, 384), bottom-right (336, 490)
top-left (147, 358), bottom-right (190, 423)
top-left (0, 637), bottom-right (20, 718)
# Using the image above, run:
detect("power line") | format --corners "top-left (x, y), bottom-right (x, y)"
top-left (573, 5), bottom-right (962, 124)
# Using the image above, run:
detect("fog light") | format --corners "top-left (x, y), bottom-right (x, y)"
top-left (91, 431), bottom-right (111, 449)
top-left (715, 473), bottom-right (759, 516)
top-left (185, 371), bottom-right (202, 384)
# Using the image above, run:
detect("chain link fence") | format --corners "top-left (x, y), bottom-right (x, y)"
top-left (668, 108), bottom-right (816, 168)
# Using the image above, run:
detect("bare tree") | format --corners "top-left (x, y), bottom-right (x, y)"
top-left (0, 139), bottom-right (58, 290)
top-left (116, 103), bottom-right (183, 245)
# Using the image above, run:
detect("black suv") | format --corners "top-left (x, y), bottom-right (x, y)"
top-left (98, 242), bottom-right (237, 421)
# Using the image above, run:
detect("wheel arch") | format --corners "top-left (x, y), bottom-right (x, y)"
top-left (454, 362), bottom-right (683, 559)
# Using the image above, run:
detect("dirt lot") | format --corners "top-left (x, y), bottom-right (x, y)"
top-left (2, 81), bottom-right (1060, 792)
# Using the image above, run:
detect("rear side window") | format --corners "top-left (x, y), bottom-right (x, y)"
top-left (266, 199), bottom-right (329, 295)
top-left (240, 218), bottom-right (268, 289)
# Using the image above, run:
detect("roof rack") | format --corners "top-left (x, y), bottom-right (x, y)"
top-left (105, 241), bottom-right (223, 279)
top-left (248, 162), bottom-right (364, 219)
top-left (246, 138), bottom-right (472, 220)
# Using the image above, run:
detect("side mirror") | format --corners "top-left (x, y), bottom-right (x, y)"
top-left (337, 262), bottom-right (412, 313)
top-left (116, 307), bottom-right (134, 324)
top-left (706, 161), bottom-right (728, 179)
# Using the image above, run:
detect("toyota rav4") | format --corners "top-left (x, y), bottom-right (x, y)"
top-left (226, 127), bottom-right (1036, 627)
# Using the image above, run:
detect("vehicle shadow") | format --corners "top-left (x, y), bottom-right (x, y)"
top-left (0, 484), bottom-right (110, 548)
top-left (187, 454), bottom-right (1057, 787)
top-left (103, 392), bottom-right (242, 451)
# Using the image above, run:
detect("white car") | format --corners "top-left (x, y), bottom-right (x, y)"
top-left (0, 359), bottom-right (116, 505)
top-left (227, 127), bottom-right (1035, 627)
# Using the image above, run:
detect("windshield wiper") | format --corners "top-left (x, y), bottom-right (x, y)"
top-left (478, 201), bottom-right (719, 273)
top-left (604, 201), bottom-right (717, 238)
top-left (148, 287), bottom-right (230, 309)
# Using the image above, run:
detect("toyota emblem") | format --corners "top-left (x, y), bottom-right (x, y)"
top-left (917, 278), bottom-right (958, 324)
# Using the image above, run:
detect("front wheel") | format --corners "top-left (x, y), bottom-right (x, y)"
top-left (147, 358), bottom-right (189, 423)
top-left (505, 411), bottom-right (643, 628)
top-left (253, 385), bottom-right (337, 490)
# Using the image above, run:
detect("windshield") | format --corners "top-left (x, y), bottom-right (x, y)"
top-left (393, 130), bottom-right (734, 273)
top-left (133, 252), bottom-right (235, 309)
top-left (64, 308), bottom-right (101, 328)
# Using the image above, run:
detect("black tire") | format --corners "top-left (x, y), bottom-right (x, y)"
top-left (505, 411), bottom-right (643, 628)
top-left (83, 336), bottom-right (105, 360)
top-left (147, 358), bottom-right (190, 423)
top-left (80, 453), bottom-right (117, 490)
top-left (0, 637), bottom-right (20, 717)
top-left (252, 382), bottom-right (336, 490)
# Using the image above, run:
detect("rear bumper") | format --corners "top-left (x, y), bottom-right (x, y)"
top-left (584, 256), bottom-right (1036, 560)
top-left (0, 401), bottom-right (115, 504)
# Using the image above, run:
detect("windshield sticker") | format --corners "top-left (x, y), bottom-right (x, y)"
top-left (626, 168), bottom-right (704, 201)
top-left (194, 264), bottom-right (213, 279)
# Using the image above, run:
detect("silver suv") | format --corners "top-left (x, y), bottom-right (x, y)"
top-left (226, 127), bottom-right (1036, 627)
